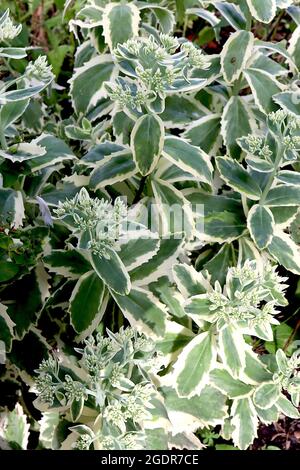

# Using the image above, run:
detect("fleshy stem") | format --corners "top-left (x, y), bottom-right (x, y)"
top-left (232, 75), bottom-right (243, 96)
top-left (259, 142), bottom-right (284, 205)
top-left (0, 125), bottom-right (7, 150)
top-left (132, 176), bottom-right (147, 204)
top-left (244, 3), bottom-right (252, 32)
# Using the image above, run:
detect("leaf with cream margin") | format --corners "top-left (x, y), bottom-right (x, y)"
top-left (0, 188), bottom-right (25, 229)
top-left (69, 55), bottom-right (117, 114)
top-left (216, 156), bottom-right (262, 200)
top-left (273, 91), bottom-right (300, 116)
top-left (182, 114), bottom-right (222, 155)
top-left (219, 325), bottom-right (246, 378)
top-left (247, 0), bottom-right (276, 24)
top-left (214, 2), bottom-right (247, 30)
top-left (253, 382), bottom-right (281, 409)
top-left (0, 142), bottom-right (45, 163)
top-left (156, 320), bottom-right (195, 364)
top-left (160, 384), bottom-right (228, 433)
top-left (210, 367), bottom-right (254, 399)
top-left (247, 204), bottom-right (275, 249)
top-left (173, 331), bottom-right (216, 398)
top-left (268, 229), bottom-right (300, 275)
top-left (231, 398), bottom-right (258, 450)
top-left (221, 96), bottom-right (256, 159)
top-left (0, 303), bottom-right (15, 353)
top-left (243, 68), bottom-right (284, 114)
top-left (91, 247), bottom-right (131, 295)
top-left (130, 235), bottom-right (184, 286)
top-left (102, 2), bottom-right (140, 50)
top-left (90, 151), bottom-right (137, 189)
top-left (162, 136), bottom-right (213, 185)
top-left (69, 271), bottom-right (106, 334)
top-left (39, 412), bottom-right (60, 449)
top-left (173, 263), bottom-right (211, 298)
top-left (112, 287), bottom-right (168, 339)
top-left (118, 229), bottom-right (160, 271)
top-left (275, 394), bottom-right (300, 419)
top-left (0, 404), bottom-right (30, 449)
top-left (151, 179), bottom-right (194, 240)
top-left (221, 31), bottom-right (254, 84)
top-left (131, 114), bottom-right (165, 176)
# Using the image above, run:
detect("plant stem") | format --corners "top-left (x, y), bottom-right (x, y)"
top-left (243, 3), bottom-right (252, 31)
top-left (259, 143), bottom-right (284, 205)
top-left (283, 318), bottom-right (300, 352)
top-left (241, 194), bottom-right (249, 216)
top-left (0, 126), bottom-right (7, 151)
top-left (176, 0), bottom-right (186, 25)
top-left (132, 176), bottom-right (147, 204)
top-left (266, 10), bottom-right (285, 42)
top-left (183, 16), bottom-right (188, 38)
top-left (232, 76), bottom-right (243, 96)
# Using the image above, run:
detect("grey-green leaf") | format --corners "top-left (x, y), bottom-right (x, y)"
top-left (131, 114), bottom-right (165, 176)
top-left (216, 156), bottom-right (262, 200)
top-left (91, 248), bottom-right (131, 295)
top-left (247, 0), bottom-right (276, 24)
top-left (265, 185), bottom-right (300, 207)
top-left (112, 287), bottom-right (167, 339)
top-left (253, 382), bottom-right (281, 409)
top-left (69, 272), bottom-right (105, 334)
top-left (221, 31), bottom-right (254, 84)
top-left (247, 204), bottom-right (275, 249)
top-left (163, 136), bottom-right (213, 184)
top-left (173, 332), bottom-right (216, 398)
top-left (244, 68), bottom-right (283, 114)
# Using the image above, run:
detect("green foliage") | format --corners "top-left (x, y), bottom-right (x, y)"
top-left (0, 0), bottom-right (300, 452)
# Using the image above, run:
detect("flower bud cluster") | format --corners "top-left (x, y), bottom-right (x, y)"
top-left (0, 10), bottom-right (22, 42)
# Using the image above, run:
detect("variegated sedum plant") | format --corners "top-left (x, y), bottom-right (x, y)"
top-left (0, 0), bottom-right (300, 452)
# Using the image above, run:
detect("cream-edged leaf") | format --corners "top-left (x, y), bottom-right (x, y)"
top-left (90, 150), bottom-right (137, 189)
top-left (102, 2), bottom-right (140, 50)
top-left (152, 179), bottom-right (195, 240)
top-left (91, 248), bottom-right (131, 295)
top-left (173, 331), bottom-right (216, 398)
top-left (119, 230), bottom-right (160, 271)
top-left (0, 404), bottom-right (30, 449)
top-left (182, 114), bottom-right (221, 155)
top-left (268, 229), bottom-right (300, 275)
top-left (69, 55), bottom-right (116, 114)
top-left (231, 398), bottom-right (258, 450)
top-left (288, 25), bottom-right (300, 70)
top-left (130, 236), bottom-right (184, 286)
top-left (112, 287), bottom-right (168, 339)
top-left (221, 31), bottom-right (254, 84)
top-left (273, 90), bottom-right (300, 116)
top-left (275, 394), bottom-right (300, 418)
top-left (219, 325), bottom-right (246, 378)
top-left (247, 204), bottom-right (275, 249)
top-left (160, 385), bottom-right (228, 433)
top-left (156, 320), bottom-right (195, 364)
top-left (244, 68), bottom-right (284, 114)
top-left (173, 263), bottom-right (211, 298)
top-left (0, 303), bottom-right (15, 353)
top-left (69, 271), bottom-right (105, 334)
top-left (253, 382), bottom-right (281, 409)
top-left (216, 156), bottom-right (262, 200)
top-left (162, 136), bottom-right (213, 185)
top-left (214, 2), bottom-right (247, 30)
top-left (131, 114), bottom-right (165, 176)
top-left (221, 96), bottom-right (256, 159)
top-left (265, 185), bottom-right (300, 207)
top-left (210, 367), bottom-right (254, 399)
top-left (247, 0), bottom-right (277, 24)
